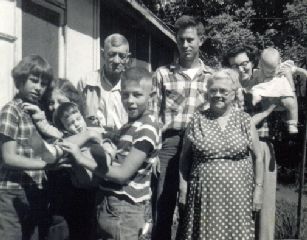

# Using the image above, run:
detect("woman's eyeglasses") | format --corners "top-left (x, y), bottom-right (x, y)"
top-left (230, 60), bottom-right (250, 69)
top-left (208, 89), bottom-right (233, 96)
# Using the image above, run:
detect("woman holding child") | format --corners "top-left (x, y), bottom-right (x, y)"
top-left (24, 78), bottom-right (99, 240)
top-left (42, 78), bottom-right (98, 240)
top-left (177, 68), bottom-right (263, 240)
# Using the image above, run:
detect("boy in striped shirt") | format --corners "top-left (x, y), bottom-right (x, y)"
top-left (59, 67), bottom-right (160, 240)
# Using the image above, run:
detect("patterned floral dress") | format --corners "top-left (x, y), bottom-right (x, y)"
top-left (178, 108), bottom-right (255, 240)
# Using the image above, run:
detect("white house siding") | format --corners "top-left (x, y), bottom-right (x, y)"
top-left (66, 0), bottom-right (100, 86)
top-left (0, 0), bottom-right (100, 109)
top-left (0, 0), bottom-right (21, 110)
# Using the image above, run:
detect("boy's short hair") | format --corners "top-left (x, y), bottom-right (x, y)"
top-left (222, 45), bottom-right (259, 67)
top-left (53, 102), bottom-right (80, 131)
top-left (11, 55), bottom-right (53, 89)
top-left (121, 67), bottom-right (152, 85)
top-left (174, 15), bottom-right (205, 37)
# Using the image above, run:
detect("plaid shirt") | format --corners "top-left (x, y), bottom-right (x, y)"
top-left (152, 59), bottom-right (212, 132)
top-left (0, 97), bottom-right (47, 189)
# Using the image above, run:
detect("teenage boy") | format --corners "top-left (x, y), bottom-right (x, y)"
top-left (0, 55), bottom-right (54, 239)
top-left (151, 15), bottom-right (212, 239)
top-left (59, 67), bottom-right (160, 240)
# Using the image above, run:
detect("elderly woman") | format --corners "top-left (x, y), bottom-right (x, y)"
top-left (177, 68), bottom-right (263, 240)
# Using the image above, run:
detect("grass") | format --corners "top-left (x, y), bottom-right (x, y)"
top-left (275, 184), bottom-right (307, 240)
top-left (146, 172), bottom-right (307, 240)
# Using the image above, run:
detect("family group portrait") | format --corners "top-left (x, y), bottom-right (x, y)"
top-left (0, 0), bottom-right (307, 239)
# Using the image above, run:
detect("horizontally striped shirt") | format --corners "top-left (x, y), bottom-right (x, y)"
top-left (151, 59), bottom-right (212, 132)
top-left (100, 113), bottom-right (161, 203)
top-left (0, 97), bottom-right (47, 189)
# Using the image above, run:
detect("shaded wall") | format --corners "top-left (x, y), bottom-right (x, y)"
top-left (100, 2), bottom-right (176, 71)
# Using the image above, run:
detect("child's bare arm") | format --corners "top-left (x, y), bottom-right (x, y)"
top-left (22, 103), bottom-right (63, 139)
top-left (1, 138), bottom-right (48, 170)
top-left (58, 141), bottom-right (146, 184)
top-left (57, 141), bottom-right (109, 176)
top-left (103, 147), bottom-right (146, 184)
top-left (281, 61), bottom-right (307, 80)
top-left (251, 100), bottom-right (277, 126)
top-left (64, 129), bottom-right (103, 146)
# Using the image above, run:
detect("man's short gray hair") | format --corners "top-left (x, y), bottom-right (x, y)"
top-left (104, 33), bottom-right (129, 49)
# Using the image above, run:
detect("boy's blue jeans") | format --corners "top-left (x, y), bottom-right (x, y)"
top-left (97, 193), bottom-right (146, 240)
top-left (0, 187), bottom-right (49, 240)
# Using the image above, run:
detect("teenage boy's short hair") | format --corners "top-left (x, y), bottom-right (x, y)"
top-left (121, 67), bottom-right (152, 85)
top-left (11, 55), bottom-right (53, 89)
top-left (53, 102), bottom-right (80, 131)
top-left (174, 15), bottom-right (205, 37)
top-left (222, 45), bottom-right (259, 67)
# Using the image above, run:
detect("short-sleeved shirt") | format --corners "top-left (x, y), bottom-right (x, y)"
top-left (0, 97), bottom-right (47, 189)
top-left (78, 69), bottom-right (128, 130)
top-left (100, 113), bottom-right (161, 203)
top-left (151, 59), bottom-right (212, 132)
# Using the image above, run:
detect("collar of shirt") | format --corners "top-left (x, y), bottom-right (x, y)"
top-left (13, 95), bottom-right (33, 113)
top-left (83, 68), bottom-right (121, 93)
top-left (170, 58), bottom-right (212, 76)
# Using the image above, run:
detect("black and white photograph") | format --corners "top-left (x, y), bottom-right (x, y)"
top-left (0, 0), bottom-right (306, 239)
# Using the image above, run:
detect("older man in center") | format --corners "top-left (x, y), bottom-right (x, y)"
top-left (78, 33), bottom-right (130, 130)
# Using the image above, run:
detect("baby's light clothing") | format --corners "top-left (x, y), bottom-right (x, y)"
top-left (251, 75), bottom-right (295, 98)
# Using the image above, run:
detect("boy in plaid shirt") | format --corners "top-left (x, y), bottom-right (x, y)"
top-left (0, 55), bottom-right (54, 239)
top-left (151, 15), bottom-right (212, 239)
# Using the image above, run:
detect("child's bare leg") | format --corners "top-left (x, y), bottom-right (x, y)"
top-left (280, 96), bottom-right (298, 133)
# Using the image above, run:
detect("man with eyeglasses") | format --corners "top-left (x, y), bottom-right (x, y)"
top-left (78, 33), bottom-right (130, 130)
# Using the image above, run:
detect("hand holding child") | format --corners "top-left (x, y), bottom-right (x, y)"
top-left (58, 141), bottom-right (83, 164)
top-left (86, 129), bottom-right (105, 144)
top-left (22, 103), bottom-right (46, 121)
